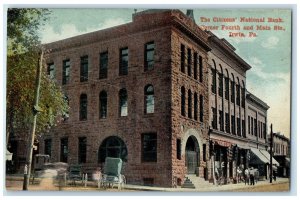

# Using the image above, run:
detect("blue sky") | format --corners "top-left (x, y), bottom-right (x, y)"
top-left (39, 8), bottom-right (291, 138)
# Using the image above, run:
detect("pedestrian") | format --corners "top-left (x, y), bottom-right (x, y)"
top-left (244, 168), bottom-right (249, 185)
top-left (249, 167), bottom-right (255, 185)
top-left (273, 170), bottom-right (277, 181)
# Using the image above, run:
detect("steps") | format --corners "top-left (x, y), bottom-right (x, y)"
top-left (181, 174), bottom-right (214, 189)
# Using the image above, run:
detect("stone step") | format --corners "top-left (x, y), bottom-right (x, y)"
top-left (185, 174), bottom-right (214, 189)
top-left (181, 177), bottom-right (196, 189)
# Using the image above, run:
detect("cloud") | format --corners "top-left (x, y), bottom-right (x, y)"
top-left (40, 18), bottom-right (126, 44)
top-left (261, 36), bottom-right (279, 49)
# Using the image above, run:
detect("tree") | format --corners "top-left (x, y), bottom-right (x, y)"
top-left (6, 8), bottom-right (68, 146)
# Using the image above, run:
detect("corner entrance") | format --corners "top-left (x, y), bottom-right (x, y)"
top-left (185, 136), bottom-right (200, 174)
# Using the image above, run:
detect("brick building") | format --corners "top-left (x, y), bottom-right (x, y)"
top-left (37, 9), bottom-right (275, 187)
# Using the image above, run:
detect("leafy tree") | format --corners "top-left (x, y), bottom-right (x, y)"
top-left (6, 8), bottom-right (69, 145)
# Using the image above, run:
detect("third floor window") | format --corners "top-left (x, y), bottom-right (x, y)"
top-left (145, 42), bottom-right (155, 71)
top-left (99, 52), bottom-right (108, 79)
top-left (80, 56), bottom-right (88, 82)
top-left (62, 59), bottom-right (70, 85)
top-left (119, 48), bottom-right (128, 75)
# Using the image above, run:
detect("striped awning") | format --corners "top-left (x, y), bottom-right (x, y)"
top-left (250, 148), bottom-right (269, 165)
top-left (259, 149), bottom-right (280, 166)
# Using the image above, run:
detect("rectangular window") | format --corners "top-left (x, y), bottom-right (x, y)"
top-left (181, 44), bottom-right (185, 73)
top-left (142, 133), bottom-right (157, 162)
top-left (241, 88), bottom-right (245, 108)
top-left (231, 115), bottom-right (235, 134)
top-left (236, 85), bottom-right (240, 106)
top-left (251, 117), bottom-right (254, 135)
top-left (237, 118), bottom-right (241, 136)
top-left (200, 95), bottom-right (204, 122)
top-left (225, 78), bottom-right (229, 100)
top-left (231, 81), bottom-right (235, 103)
top-left (62, 59), bottom-right (70, 85)
top-left (199, 56), bottom-right (203, 82)
top-left (99, 51), bottom-right (108, 79)
top-left (193, 52), bottom-right (198, 80)
top-left (44, 139), bottom-right (52, 157)
top-left (248, 116), bottom-right (251, 135)
top-left (145, 42), bottom-right (155, 71)
top-left (48, 63), bottom-right (55, 79)
top-left (194, 94), bottom-right (198, 121)
top-left (203, 144), bottom-right (206, 162)
top-left (258, 121), bottom-right (260, 138)
top-left (212, 107), bottom-right (217, 129)
top-left (225, 113), bottom-right (230, 133)
top-left (177, 139), bottom-right (181, 160)
top-left (80, 56), bottom-right (88, 82)
top-left (254, 119), bottom-right (257, 136)
top-left (263, 123), bottom-right (266, 139)
top-left (78, 137), bottom-right (87, 164)
top-left (211, 69), bottom-right (216, 94)
top-left (60, 138), bottom-right (68, 163)
top-left (187, 48), bottom-right (191, 76)
top-left (242, 119), bottom-right (245, 137)
top-left (119, 47), bottom-right (128, 75)
top-left (219, 110), bottom-right (224, 131)
top-left (218, 73), bottom-right (223, 97)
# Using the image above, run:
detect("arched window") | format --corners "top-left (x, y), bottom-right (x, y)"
top-left (241, 81), bottom-right (245, 108)
top-left (236, 78), bottom-right (240, 106)
top-left (181, 86), bottom-right (185, 116)
top-left (99, 90), bottom-right (107, 119)
top-left (119, 88), bottom-right (128, 116)
top-left (231, 74), bottom-right (235, 103)
top-left (79, 94), bottom-right (87, 120)
top-left (98, 136), bottom-right (128, 163)
top-left (194, 93), bottom-right (198, 120)
top-left (145, 85), bottom-right (154, 114)
top-left (188, 89), bottom-right (192, 119)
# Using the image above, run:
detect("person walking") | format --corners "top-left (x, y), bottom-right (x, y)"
top-left (249, 167), bottom-right (255, 185)
top-left (244, 168), bottom-right (250, 185)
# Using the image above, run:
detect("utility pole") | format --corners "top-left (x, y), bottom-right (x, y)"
top-left (269, 124), bottom-right (273, 183)
top-left (23, 50), bottom-right (44, 190)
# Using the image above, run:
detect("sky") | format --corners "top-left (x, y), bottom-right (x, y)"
top-left (38, 8), bottom-right (292, 138)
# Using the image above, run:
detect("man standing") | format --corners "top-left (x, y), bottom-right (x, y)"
top-left (244, 168), bottom-right (249, 185)
top-left (249, 167), bottom-right (255, 185)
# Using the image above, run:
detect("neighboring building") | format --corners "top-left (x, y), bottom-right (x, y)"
top-left (10, 9), bottom-right (275, 187)
top-left (269, 132), bottom-right (290, 177)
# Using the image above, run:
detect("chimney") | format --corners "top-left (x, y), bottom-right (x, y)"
top-left (186, 9), bottom-right (195, 22)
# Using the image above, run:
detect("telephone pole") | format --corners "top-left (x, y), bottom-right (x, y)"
top-left (269, 124), bottom-right (273, 183)
top-left (23, 50), bottom-right (44, 190)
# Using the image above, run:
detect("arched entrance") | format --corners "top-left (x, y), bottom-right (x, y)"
top-left (185, 136), bottom-right (200, 174)
top-left (98, 136), bottom-right (128, 163)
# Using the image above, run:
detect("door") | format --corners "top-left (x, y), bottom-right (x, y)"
top-left (186, 150), bottom-right (197, 174)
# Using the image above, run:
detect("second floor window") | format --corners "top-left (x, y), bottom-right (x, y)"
top-left (181, 87), bottom-right (185, 116)
top-left (80, 94), bottom-right (87, 120)
top-left (119, 48), bottom-right (128, 75)
top-left (145, 42), bottom-right (155, 71)
top-left (119, 88), bottom-right (128, 116)
top-left (60, 137), bottom-right (68, 163)
top-left (199, 56), bottom-right (203, 82)
top-left (99, 52), bottom-right (108, 79)
top-left (225, 77), bottom-right (229, 100)
top-left (187, 48), bottom-right (191, 76)
top-left (145, 85), bottom-right (154, 114)
top-left (231, 81), bottom-right (235, 103)
top-left (80, 56), bottom-right (88, 82)
top-left (194, 93), bottom-right (198, 121)
top-left (218, 73), bottom-right (223, 97)
top-left (142, 133), bottom-right (157, 162)
top-left (188, 90), bottom-right (192, 118)
top-left (181, 44), bottom-right (185, 73)
top-left (200, 95), bottom-right (204, 122)
top-left (212, 107), bottom-right (217, 129)
top-left (99, 91), bottom-right (107, 119)
top-left (211, 69), bottom-right (216, 94)
top-left (194, 52), bottom-right (198, 80)
top-left (62, 59), bottom-right (70, 85)
top-left (48, 63), bottom-right (55, 79)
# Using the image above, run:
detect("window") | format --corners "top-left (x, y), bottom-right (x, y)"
top-left (251, 117), bottom-right (254, 135)
top-left (187, 48), bottom-right (191, 76)
top-left (203, 144), bottom-right (206, 162)
top-left (218, 73), bottom-right (223, 97)
top-left (194, 93), bottom-right (198, 120)
top-left (44, 139), bottom-right (52, 156)
top-left (180, 44), bottom-right (185, 73)
top-left (60, 138), bottom-right (68, 163)
top-left (225, 113), bottom-right (230, 133)
top-left (78, 137), bottom-right (87, 163)
top-left (99, 91), bottom-right (107, 119)
top-left (80, 94), bottom-right (87, 120)
top-left (225, 77), bottom-right (229, 100)
top-left (212, 107), bottom-right (217, 129)
top-left (263, 123), bottom-right (266, 139)
top-left (231, 81), bottom-right (235, 103)
top-left (254, 119), bottom-right (257, 136)
top-left (188, 90), bottom-right (192, 118)
top-left (199, 56), bottom-right (203, 82)
top-left (211, 69), bottom-right (216, 94)
top-left (47, 63), bottom-right (55, 79)
top-left (99, 51), bottom-right (108, 79)
top-left (237, 118), bottom-right (241, 136)
top-left (62, 59), bottom-right (70, 85)
top-left (181, 87), bottom-right (185, 116)
top-left (145, 85), bottom-right (154, 114)
top-left (219, 110), bottom-right (224, 131)
top-left (248, 116), bottom-right (251, 134)
top-left (242, 119), bottom-right (245, 137)
top-left (98, 136), bottom-right (128, 163)
top-left (145, 42), bottom-right (155, 71)
top-left (231, 115), bottom-right (235, 134)
top-left (241, 88), bottom-right (245, 108)
top-left (80, 56), bottom-right (88, 82)
top-left (177, 139), bottom-right (181, 160)
top-left (142, 133), bottom-right (157, 162)
top-left (193, 52), bottom-right (198, 80)
top-left (63, 95), bottom-right (69, 121)
top-left (236, 85), bottom-right (240, 106)
top-left (200, 95), bottom-right (204, 122)
top-left (119, 88), bottom-right (128, 116)
top-left (258, 121), bottom-right (261, 138)
top-left (119, 47), bottom-right (128, 75)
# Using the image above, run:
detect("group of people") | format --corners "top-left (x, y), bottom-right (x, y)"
top-left (243, 167), bottom-right (257, 185)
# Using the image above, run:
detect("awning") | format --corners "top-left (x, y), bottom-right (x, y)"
top-left (249, 148), bottom-right (269, 165)
top-left (259, 149), bottom-right (280, 166)
top-left (237, 144), bottom-right (250, 150)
